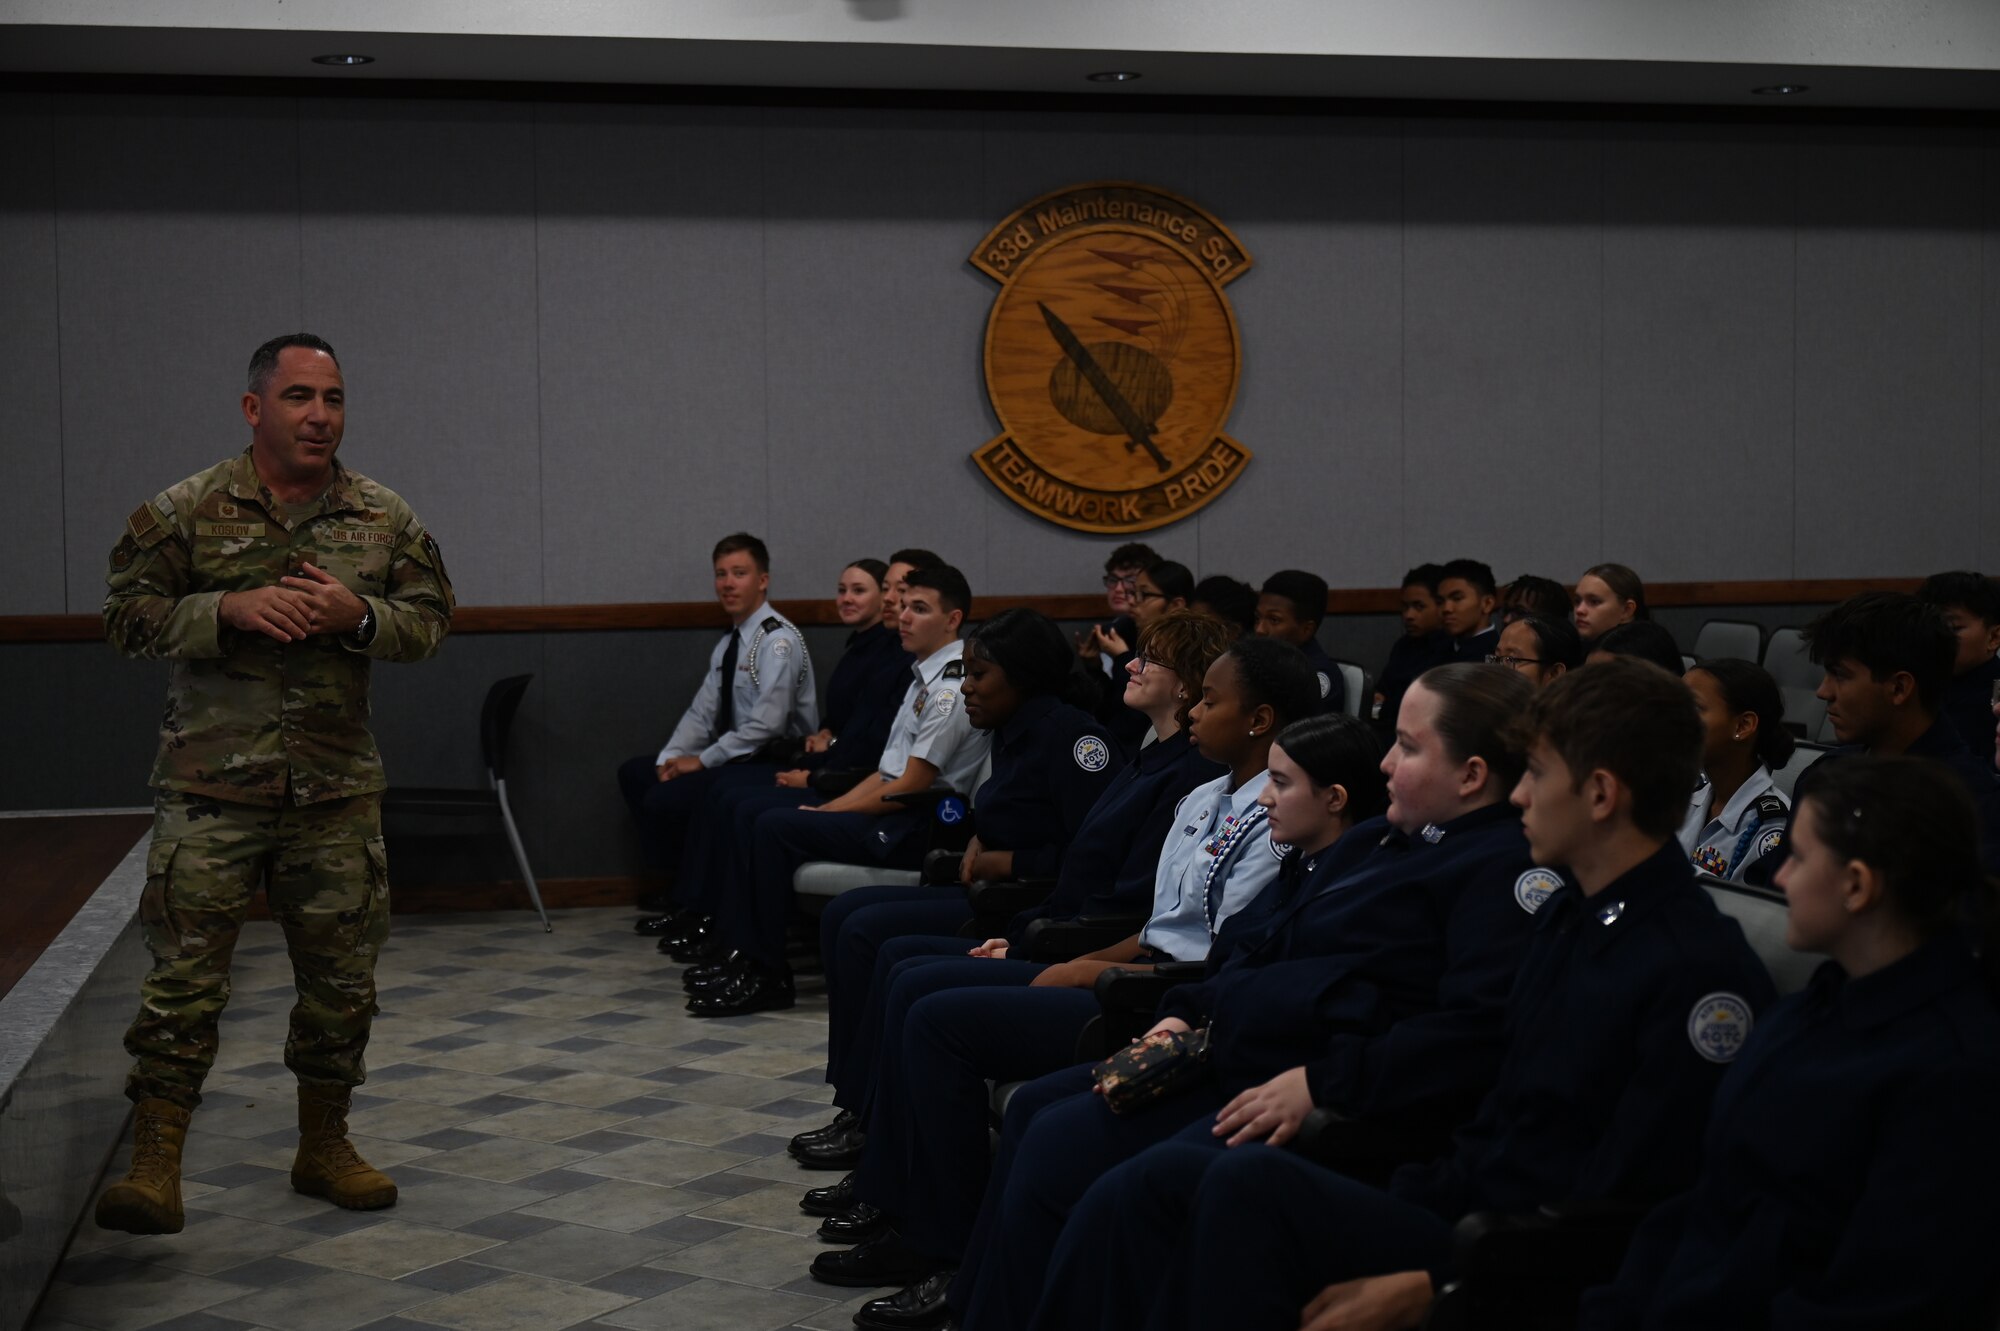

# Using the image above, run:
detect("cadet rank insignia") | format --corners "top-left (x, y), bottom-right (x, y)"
top-left (970, 183), bottom-right (1253, 534)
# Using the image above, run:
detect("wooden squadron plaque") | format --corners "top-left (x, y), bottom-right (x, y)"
top-left (971, 183), bottom-right (1253, 534)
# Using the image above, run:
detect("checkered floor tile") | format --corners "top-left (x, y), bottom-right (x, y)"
top-left (34, 910), bottom-right (894, 1331)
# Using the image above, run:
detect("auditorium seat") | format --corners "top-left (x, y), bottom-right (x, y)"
top-left (1692, 619), bottom-right (1764, 663)
top-left (792, 754), bottom-right (992, 903)
top-left (1771, 740), bottom-right (1832, 800)
top-left (1762, 627), bottom-right (1828, 738)
top-left (1336, 661), bottom-right (1369, 719)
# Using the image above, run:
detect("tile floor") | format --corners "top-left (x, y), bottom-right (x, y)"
top-left (33, 909), bottom-right (895, 1331)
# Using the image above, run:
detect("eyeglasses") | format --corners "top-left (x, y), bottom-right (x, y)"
top-left (1133, 589), bottom-right (1166, 603)
top-left (1486, 653), bottom-right (1544, 670)
top-left (1102, 574), bottom-right (1139, 591)
top-left (1133, 655), bottom-right (1169, 674)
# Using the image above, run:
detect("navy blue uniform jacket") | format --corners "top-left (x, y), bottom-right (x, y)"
top-left (1395, 840), bottom-right (1779, 1220)
top-left (1941, 654), bottom-right (2000, 762)
top-left (1158, 804), bottom-right (1543, 1117)
top-left (1580, 938), bottom-right (2000, 1331)
top-left (1373, 631), bottom-right (1450, 738)
top-left (1004, 733), bottom-right (1221, 947)
top-left (968, 695), bottom-right (1121, 883)
top-left (1301, 636), bottom-right (1349, 715)
top-left (808, 624), bottom-right (911, 772)
top-left (1787, 720), bottom-right (2000, 875)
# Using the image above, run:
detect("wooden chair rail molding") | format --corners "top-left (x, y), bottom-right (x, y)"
top-left (0, 579), bottom-right (1922, 642)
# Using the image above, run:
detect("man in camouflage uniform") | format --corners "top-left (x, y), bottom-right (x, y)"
top-left (94, 334), bottom-right (453, 1236)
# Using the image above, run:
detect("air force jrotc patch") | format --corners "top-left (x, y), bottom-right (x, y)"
top-left (1687, 992), bottom-right (1753, 1063)
top-left (1269, 838), bottom-right (1293, 860)
top-left (1316, 671), bottom-right (1332, 699)
top-left (1755, 827), bottom-right (1785, 859)
top-left (1514, 868), bottom-right (1562, 914)
top-left (1073, 736), bottom-right (1111, 772)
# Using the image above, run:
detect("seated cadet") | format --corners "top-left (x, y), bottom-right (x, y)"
top-left (802, 637), bottom-right (1322, 1301)
top-left (952, 664), bottom-right (1548, 1331)
top-left (1034, 658), bottom-right (1778, 1331)
top-left (649, 553), bottom-right (922, 954)
top-left (1086, 559), bottom-right (1193, 748)
top-left (1588, 619), bottom-right (1685, 675)
top-left (636, 557), bottom-right (906, 938)
top-left (1917, 569), bottom-right (2000, 755)
top-left (1501, 573), bottom-right (1574, 626)
top-left (799, 611), bottom-right (1232, 1170)
top-left (1793, 590), bottom-right (2000, 873)
top-left (1584, 756), bottom-right (2000, 1329)
top-left (684, 564), bottom-right (993, 1016)
top-left (1077, 541), bottom-right (1158, 679)
top-left (1436, 558), bottom-right (1502, 661)
top-left (1679, 659), bottom-right (1792, 883)
top-left (782, 610), bottom-right (1123, 1162)
top-left (1491, 613), bottom-right (1584, 687)
top-left (1370, 563), bottom-right (1448, 736)
top-left (1191, 574), bottom-right (1257, 637)
top-left (1574, 561), bottom-right (1650, 648)
top-left (1257, 568), bottom-right (1347, 712)
top-left (616, 532), bottom-right (816, 913)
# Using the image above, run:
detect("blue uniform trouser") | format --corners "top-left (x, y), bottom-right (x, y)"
top-left (850, 981), bottom-right (1101, 1265)
top-left (715, 806), bottom-right (921, 972)
top-left (1036, 1137), bottom-right (1454, 1331)
top-left (821, 888), bottom-right (984, 1103)
top-left (616, 757), bottom-right (778, 900)
top-left (952, 1073), bottom-right (1228, 1330)
top-left (679, 783), bottom-right (815, 913)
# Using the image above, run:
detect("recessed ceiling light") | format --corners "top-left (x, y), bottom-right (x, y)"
top-left (1750, 84), bottom-right (1808, 96)
top-left (1087, 71), bottom-right (1142, 83)
top-left (312, 53), bottom-right (375, 66)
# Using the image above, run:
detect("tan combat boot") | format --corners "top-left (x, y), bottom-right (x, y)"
top-left (291, 1083), bottom-right (397, 1210)
top-left (95, 1098), bottom-right (191, 1234)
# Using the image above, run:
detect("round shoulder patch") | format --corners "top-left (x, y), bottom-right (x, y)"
top-left (1072, 735), bottom-right (1111, 772)
top-left (1270, 838), bottom-right (1293, 860)
top-left (1316, 670), bottom-right (1333, 699)
top-left (1753, 827), bottom-right (1786, 858)
top-left (929, 690), bottom-right (956, 719)
top-left (1514, 868), bottom-right (1562, 914)
top-left (1687, 993), bottom-right (1754, 1063)
top-left (772, 636), bottom-right (793, 658)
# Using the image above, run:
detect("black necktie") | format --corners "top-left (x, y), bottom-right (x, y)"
top-left (716, 629), bottom-right (740, 734)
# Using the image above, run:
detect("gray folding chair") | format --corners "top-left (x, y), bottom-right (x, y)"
top-left (1692, 619), bottom-right (1764, 664)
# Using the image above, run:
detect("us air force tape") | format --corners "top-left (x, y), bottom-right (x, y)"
top-left (1687, 993), bottom-right (1753, 1063)
top-left (1073, 736), bottom-right (1111, 772)
top-left (1514, 868), bottom-right (1562, 914)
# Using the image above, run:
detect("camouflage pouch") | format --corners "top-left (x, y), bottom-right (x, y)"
top-left (1091, 1026), bottom-right (1212, 1116)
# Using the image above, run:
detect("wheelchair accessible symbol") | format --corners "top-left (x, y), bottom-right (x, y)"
top-left (937, 797), bottom-right (968, 825)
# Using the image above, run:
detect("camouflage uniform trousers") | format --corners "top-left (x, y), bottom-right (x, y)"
top-left (124, 789), bottom-right (390, 1111)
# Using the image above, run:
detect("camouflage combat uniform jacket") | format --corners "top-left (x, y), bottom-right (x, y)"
top-left (103, 449), bottom-right (455, 808)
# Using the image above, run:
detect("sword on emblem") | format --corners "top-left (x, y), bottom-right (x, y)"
top-left (1037, 302), bottom-right (1172, 473)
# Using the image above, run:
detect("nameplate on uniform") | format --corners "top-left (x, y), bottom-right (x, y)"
top-left (195, 521), bottom-right (266, 538)
top-left (969, 182), bottom-right (1255, 535)
top-left (324, 529), bottom-right (397, 545)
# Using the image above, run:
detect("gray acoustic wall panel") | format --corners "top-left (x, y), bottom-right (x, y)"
top-left (1983, 142), bottom-right (2000, 574)
top-left (53, 95), bottom-right (304, 612)
top-left (1599, 126), bottom-right (1797, 582)
top-left (1400, 120), bottom-right (1605, 586)
top-left (1190, 115), bottom-right (1405, 587)
top-left (299, 98), bottom-right (545, 607)
top-left (760, 108), bottom-right (994, 591)
top-left (0, 95), bottom-right (65, 615)
top-left (1792, 129), bottom-right (1986, 578)
top-left (533, 104), bottom-right (770, 606)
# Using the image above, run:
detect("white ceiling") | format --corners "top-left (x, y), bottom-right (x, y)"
top-left (3, 0), bottom-right (1998, 109)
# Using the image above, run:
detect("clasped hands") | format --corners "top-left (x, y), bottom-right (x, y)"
top-left (220, 563), bottom-right (366, 643)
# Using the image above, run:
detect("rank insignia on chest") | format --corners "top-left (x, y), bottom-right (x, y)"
top-left (1419, 824), bottom-right (1445, 844)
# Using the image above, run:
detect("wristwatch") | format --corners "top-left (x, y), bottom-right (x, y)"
top-left (353, 608), bottom-right (376, 646)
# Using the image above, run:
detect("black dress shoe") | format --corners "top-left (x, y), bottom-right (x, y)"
top-left (685, 969), bottom-right (795, 1018)
top-left (633, 912), bottom-right (689, 937)
top-left (810, 1233), bottom-right (945, 1289)
top-left (667, 931), bottom-right (731, 965)
top-left (683, 958), bottom-right (746, 995)
top-left (817, 1202), bottom-right (886, 1243)
top-left (799, 1171), bottom-right (856, 1217)
top-left (853, 1270), bottom-right (956, 1330)
top-left (790, 1109), bottom-right (859, 1157)
top-left (653, 914), bottom-right (714, 954)
top-left (794, 1117), bottom-right (866, 1170)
